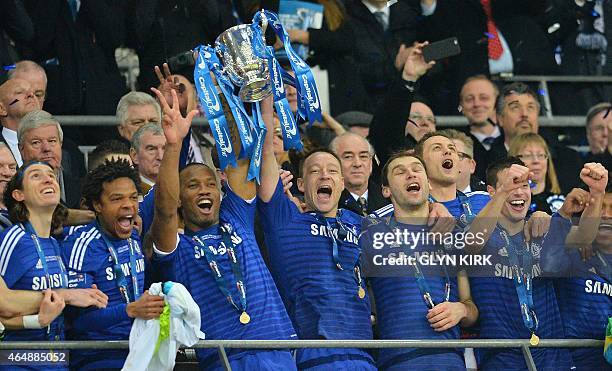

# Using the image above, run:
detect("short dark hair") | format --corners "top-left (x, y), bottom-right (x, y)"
top-left (495, 82), bottom-right (540, 115)
top-left (414, 130), bottom-right (453, 159)
top-left (298, 148), bottom-right (342, 178)
top-left (486, 156), bottom-right (526, 187)
top-left (4, 161), bottom-right (66, 232)
top-left (89, 140), bottom-right (130, 170)
top-left (381, 151), bottom-right (426, 187)
top-left (82, 159), bottom-right (141, 211)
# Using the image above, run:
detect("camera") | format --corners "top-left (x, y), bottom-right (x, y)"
top-left (167, 50), bottom-right (196, 72)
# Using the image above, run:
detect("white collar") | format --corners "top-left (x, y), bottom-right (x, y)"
top-left (350, 189), bottom-right (369, 201)
top-left (461, 185), bottom-right (472, 194)
top-left (471, 125), bottom-right (500, 142)
top-left (362, 0), bottom-right (390, 17)
top-left (2, 127), bottom-right (17, 143)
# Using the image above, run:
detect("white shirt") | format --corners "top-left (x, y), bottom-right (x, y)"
top-left (421, 1), bottom-right (514, 73)
top-left (471, 125), bottom-right (501, 151)
top-left (362, 0), bottom-right (390, 26)
top-left (350, 189), bottom-right (369, 202)
top-left (140, 175), bottom-right (155, 188)
top-left (2, 127), bottom-right (22, 166)
top-left (461, 185), bottom-right (472, 194)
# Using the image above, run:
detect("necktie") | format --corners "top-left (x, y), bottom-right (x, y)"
top-left (480, 0), bottom-right (503, 59)
top-left (374, 11), bottom-right (388, 31)
top-left (358, 197), bottom-right (368, 216)
top-left (483, 137), bottom-right (496, 146)
top-left (187, 140), bottom-right (196, 164)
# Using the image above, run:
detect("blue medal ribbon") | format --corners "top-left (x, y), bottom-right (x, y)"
top-left (386, 217), bottom-right (451, 309)
top-left (194, 46), bottom-right (237, 171)
top-left (428, 190), bottom-right (475, 228)
top-left (247, 102), bottom-right (267, 183)
top-left (23, 222), bottom-right (67, 339)
top-left (190, 223), bottom-right (248, 320)
top-left (96, 223), bottom-right (140, 304)
top-left (500, 227), bottom-right (538, 336)
top-left (254, 10), bottom-right (323, 126)
top-left (270, 57), bottom-right (302, 151)
top-left (315, 211), bottom-right (365, 295)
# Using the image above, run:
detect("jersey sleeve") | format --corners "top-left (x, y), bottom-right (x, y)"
top-left (0, 227), bottom-right (28, 287)
top-left (256, 179), bottom-right (297, 227)
top-left (150, 234), bottom-right (187, 283)
top-left (539, 213), bottom-right (574, 275)
top-left (70, 303), bottom-right (130, 332)
top-left (220, 184), bottom-right (256, 230)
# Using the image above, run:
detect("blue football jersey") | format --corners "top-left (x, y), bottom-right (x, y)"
top-left (152, 186), bottom-right (296, 370)
top-left (62, 223), bottom-right (145, 371)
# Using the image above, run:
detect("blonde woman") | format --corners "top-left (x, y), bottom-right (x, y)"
top-left (508, 133), bottom-right (566, 214)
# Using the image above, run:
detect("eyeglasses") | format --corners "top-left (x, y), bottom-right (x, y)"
top-left (408, 113), bottom-right (436, 125)
top-left (457, 152), bottom-right (472, 161)
top-left (517, 153), bottom-right (548, 161)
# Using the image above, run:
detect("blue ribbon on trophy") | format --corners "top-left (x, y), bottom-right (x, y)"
top-left (193, 10), bottom-right (322, 181)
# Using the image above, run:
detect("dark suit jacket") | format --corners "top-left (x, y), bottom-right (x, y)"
top-left (338, 180), bottom-right (389, 216)
top-left (487, 131), bottom-right (584, 194)
top-left (346, 0), bottom-right (419, 110)
top-left (460, 125), bottom-right (493, 183)
top-left (418, 0), bottom-right (558, 114)
top-left (0, 0), bottom-right (34, 83)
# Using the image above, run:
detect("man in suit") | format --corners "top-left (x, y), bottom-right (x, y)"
top-left (418, 0), bottom-right (558, 114)
top-left (116, 92), bottom-right (162, 144)
top-left (0, 78), bottom-right (39, 165)
top-left (584, 102), bottom-right (612, 170)
top-left (130, 123), bottom-right (165, 196)
top-left (18, 110), bottom-right (81, 208)
top-left (346, 0), bottom-right (419, 109)
top-left (489, 82), bottom-right (583, 194)
top-left (330, 132), bottom-right (388, 216)
top-left (458, 75), bottom-right (501, 181)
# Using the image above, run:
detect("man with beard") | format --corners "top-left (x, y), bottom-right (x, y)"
top-left (62, 159), bottom-right (163, 370)
top-left (541, 182), bottom-right (611, 370)
top-left (364, 152), bottom-right (478, 370)
top-left (150, 90), bottom-right (297, 370)
top-left (488, 82), bottom-right (583, 193)
top-left (465, 158), bottom-right (607, 370)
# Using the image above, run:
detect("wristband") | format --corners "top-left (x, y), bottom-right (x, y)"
top-left (0, 320), bottom-right (4, 333)
top-left (22, 314), bottom-right (43, 329)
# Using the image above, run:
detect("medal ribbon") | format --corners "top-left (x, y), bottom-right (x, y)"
top-left (96, 223), bottom-right (140, 304)
top-left (191, 224), bottom-right (248, 317)
top-left (500, 227), bottom-right (538, 335)
top-left (194, 46), bottom-right (237, 171)
top-left (253, 10), bottom-right (323, 126)
top-left (428, 190), bottom-right (475, 227)
top-left (23, 222), bottom-right (68, 339)
top-left (387, 217), bottom-right (451, 309)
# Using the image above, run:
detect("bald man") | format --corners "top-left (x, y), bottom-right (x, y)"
top-left (0, 78), bottom-right (41, 165)
top-left (8, 60), bottom-right (48, 108)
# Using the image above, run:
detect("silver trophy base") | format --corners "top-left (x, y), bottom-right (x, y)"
top-left (239, 77), bottom-right (272, 102)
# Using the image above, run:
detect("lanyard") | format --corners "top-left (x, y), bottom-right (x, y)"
top-left (96, 223), bottom-right (140, 304)
top-left (387, 217), bottom-right (451, 309)
top-left (23, 222), bottom-right (67, 290)
top-left (191, 223), bottom-right (250, 324)
top-left (315, 212), bottom-right (365, 299)
top-left (23, 222), bottom-right (67, 339)
top-left (499, 227), bottom-right (539, 339)
top-left (428, 191), bottom-right (475, 226)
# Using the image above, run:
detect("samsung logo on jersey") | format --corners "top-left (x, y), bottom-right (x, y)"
top-left (310, 224), bottom-right (358, 244)
top-left (105, 258), bottom-right (145, 281)
top-left (494, 263), bottom-right (542, 279)
top-left (32, 274), bottom-right (65, 290)
top-left (585, 280), bottom-right (612, 296)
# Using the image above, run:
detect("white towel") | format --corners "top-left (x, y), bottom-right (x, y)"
top-left (122, 282), bottom-right (205, 371)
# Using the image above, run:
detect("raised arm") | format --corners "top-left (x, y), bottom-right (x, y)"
top-left (257, 95), bottom-right (279, 203)
top-left (465, 165), bottom-right (531, 254)
top-left (150, 88), bottom-right (197, 253)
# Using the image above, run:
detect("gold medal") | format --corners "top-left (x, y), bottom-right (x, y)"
top-left (239, 311), bottom-right (251, 324)
top-left (529, 333), bottom-right (539, 346)
top-left (358, 286), bottom-right (365, 299)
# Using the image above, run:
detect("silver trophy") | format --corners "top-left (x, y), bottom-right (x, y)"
top-left (215, 12), bottom-right (271, 102)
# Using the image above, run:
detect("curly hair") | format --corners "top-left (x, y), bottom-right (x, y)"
top-left (3, 161), bottom-right (66, 232)
top-left (81, 159), bottom-right (141, 211)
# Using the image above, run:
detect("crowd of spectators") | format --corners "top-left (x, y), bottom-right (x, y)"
top-left (0, 1), bottom-right (610, 370)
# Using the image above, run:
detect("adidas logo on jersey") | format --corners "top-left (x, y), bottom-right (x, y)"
top-left (36, 259), bottom-right (43, 269)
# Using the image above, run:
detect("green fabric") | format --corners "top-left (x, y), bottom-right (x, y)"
top-left (154, 303), bottom-right (171, 355)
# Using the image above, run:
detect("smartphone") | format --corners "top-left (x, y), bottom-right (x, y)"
top-left (422, 37), bottom-right (461, 62)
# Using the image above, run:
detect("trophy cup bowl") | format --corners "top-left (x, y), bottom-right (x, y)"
top-left (216, 24), bottom-right (272, 102)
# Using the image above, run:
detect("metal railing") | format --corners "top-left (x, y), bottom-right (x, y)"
top-left (55, 115), bottom-right (587, 128)
top-left (0, 339), bottom-right (603, 371)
